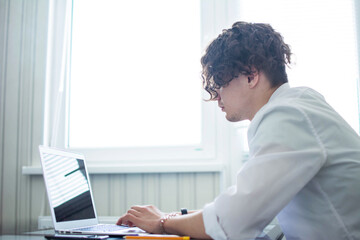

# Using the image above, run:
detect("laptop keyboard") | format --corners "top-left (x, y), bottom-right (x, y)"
top-left (74, 224), bottom-right (127, 232)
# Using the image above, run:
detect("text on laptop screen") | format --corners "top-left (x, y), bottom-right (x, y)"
top-left (42, 152), bottom-right (96, 222)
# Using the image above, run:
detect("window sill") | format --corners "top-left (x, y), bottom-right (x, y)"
top-left (22, 162), bottom-right (225, 175)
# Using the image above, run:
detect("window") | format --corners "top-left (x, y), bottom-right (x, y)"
top-left (69, 0), bottom-right (203, 149)
top-left (45, 0), bottom-right (230, 164)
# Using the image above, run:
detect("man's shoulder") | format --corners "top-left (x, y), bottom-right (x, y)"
top-left (262, 86), bottom-right (328, 116)
top-left (273, 85), bottom-right (325, 103)
top-left (249, 87), bottom-right (329, 137)
top-left (255, 87), bottom-right (317, 118)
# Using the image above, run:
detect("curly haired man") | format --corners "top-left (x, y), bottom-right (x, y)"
top-left (117, 22), bottom-right (360, 240)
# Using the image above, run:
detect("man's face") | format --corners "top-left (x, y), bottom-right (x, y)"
top-left (215, 75), bottom-right (252, 122)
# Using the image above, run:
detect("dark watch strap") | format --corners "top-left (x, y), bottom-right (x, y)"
top-left (180, 208), bottom-right (188, 215)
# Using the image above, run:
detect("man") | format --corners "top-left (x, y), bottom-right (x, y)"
top-left (117, 22), bottom-right (360, 239)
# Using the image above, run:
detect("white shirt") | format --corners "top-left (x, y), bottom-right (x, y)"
top-left (203, 83), bottom-right (360, 240)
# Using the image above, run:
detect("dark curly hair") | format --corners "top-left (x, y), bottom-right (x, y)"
top-left (201, 21), bottom-right (292, 100)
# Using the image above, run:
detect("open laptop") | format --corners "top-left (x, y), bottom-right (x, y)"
top-left (38, 146), bottom-right (145, 236)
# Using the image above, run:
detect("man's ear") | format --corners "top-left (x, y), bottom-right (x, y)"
top-left (247, 70), bottom-right (259, 88)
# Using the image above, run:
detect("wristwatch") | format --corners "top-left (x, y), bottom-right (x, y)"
top-left (180, 208), bottom-right (188, 215)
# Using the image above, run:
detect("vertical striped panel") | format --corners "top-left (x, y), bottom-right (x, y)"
top-left (31, 0), bottom-right (48, 167)
top-left (159, 173), bottom-right (178, 212)
top-left (1, 0), bottom-right (24, 234)
top-left (92, 172), bottom-right (220, 217)
top-left (0, 0), bottom-right (49, 234)
top-left (178, 173), bottom-right (196, 210)
top-left (0, 0), bottom-right (9, 234)
top-left (109, 174), bottom-right (126, 216)
top-left (91, 175), bottom-right (111, 216)
top-left (142, 173), bottom-right (160, 207)
top-left (214, 172), bottom-right (220, 196)
top-left (5, 172), bottom-right (219, 233)
top-left (16, 0), bottom-right (37, 233)
top-left (195, 173), bottom-right (216, 208)
top-left (124, 174), bottom-right (144, 209)
top-left (30, 176), bottom-right (47, 231)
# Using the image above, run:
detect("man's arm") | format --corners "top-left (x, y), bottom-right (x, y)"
top-left (117, 205), bottom-right (211, 239)
top-left (162, 210), bottom-right (211, 239)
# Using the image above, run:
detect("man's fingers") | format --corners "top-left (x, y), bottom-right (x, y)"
top-left (116, 216), bottom-right (126, 226)
top-left (128, 208), bottom-right (142, 217)
top-left (129, 215), bottom-right (143, 228)
top-left (124, 213), bottom-right (141, 226)
top-left (131, 205), bottom-right (159, 215)
top-left (116, 212), bottom-right (139, 227)
top-left (131, 205), bottom-right (147, 212)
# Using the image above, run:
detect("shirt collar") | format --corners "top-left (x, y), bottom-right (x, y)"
top-left (268, 82), bottom-right (290, 103)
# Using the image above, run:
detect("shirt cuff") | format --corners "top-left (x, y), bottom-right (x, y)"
top-left (203, 202), bottom-right (227, 240)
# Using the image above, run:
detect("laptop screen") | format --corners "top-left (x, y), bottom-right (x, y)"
top-left (41, 151), bottom-right (96, 222)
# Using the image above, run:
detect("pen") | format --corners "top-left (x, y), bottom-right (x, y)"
top-left (124, 236), bottom-right (190, 240)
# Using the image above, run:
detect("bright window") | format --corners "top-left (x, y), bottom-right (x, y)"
top-left (69, 0), bottom-right (202, 148)
top-left (44, 0), bottom-right (224, 163)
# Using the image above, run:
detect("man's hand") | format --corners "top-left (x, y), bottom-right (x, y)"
top-left (116, 205), bottom-right (166, 233)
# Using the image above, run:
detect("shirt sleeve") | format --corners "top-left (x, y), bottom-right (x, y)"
top-left (202, 201), bottom-right (228, 239)
top-left (202, 104), bottom-right (327, 240)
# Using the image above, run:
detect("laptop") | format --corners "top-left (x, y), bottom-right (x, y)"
top-left (38, 146), bottom-right (145, 236)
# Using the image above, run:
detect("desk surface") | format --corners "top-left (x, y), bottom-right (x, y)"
top-left (0, 225), bottom-right (282, 240)
top-left (0, 236), bottom-right (45, 240)
top-left (0, 230), bottom-right (124, 240)
top-left (0, 235), bottom-right (123, 240)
